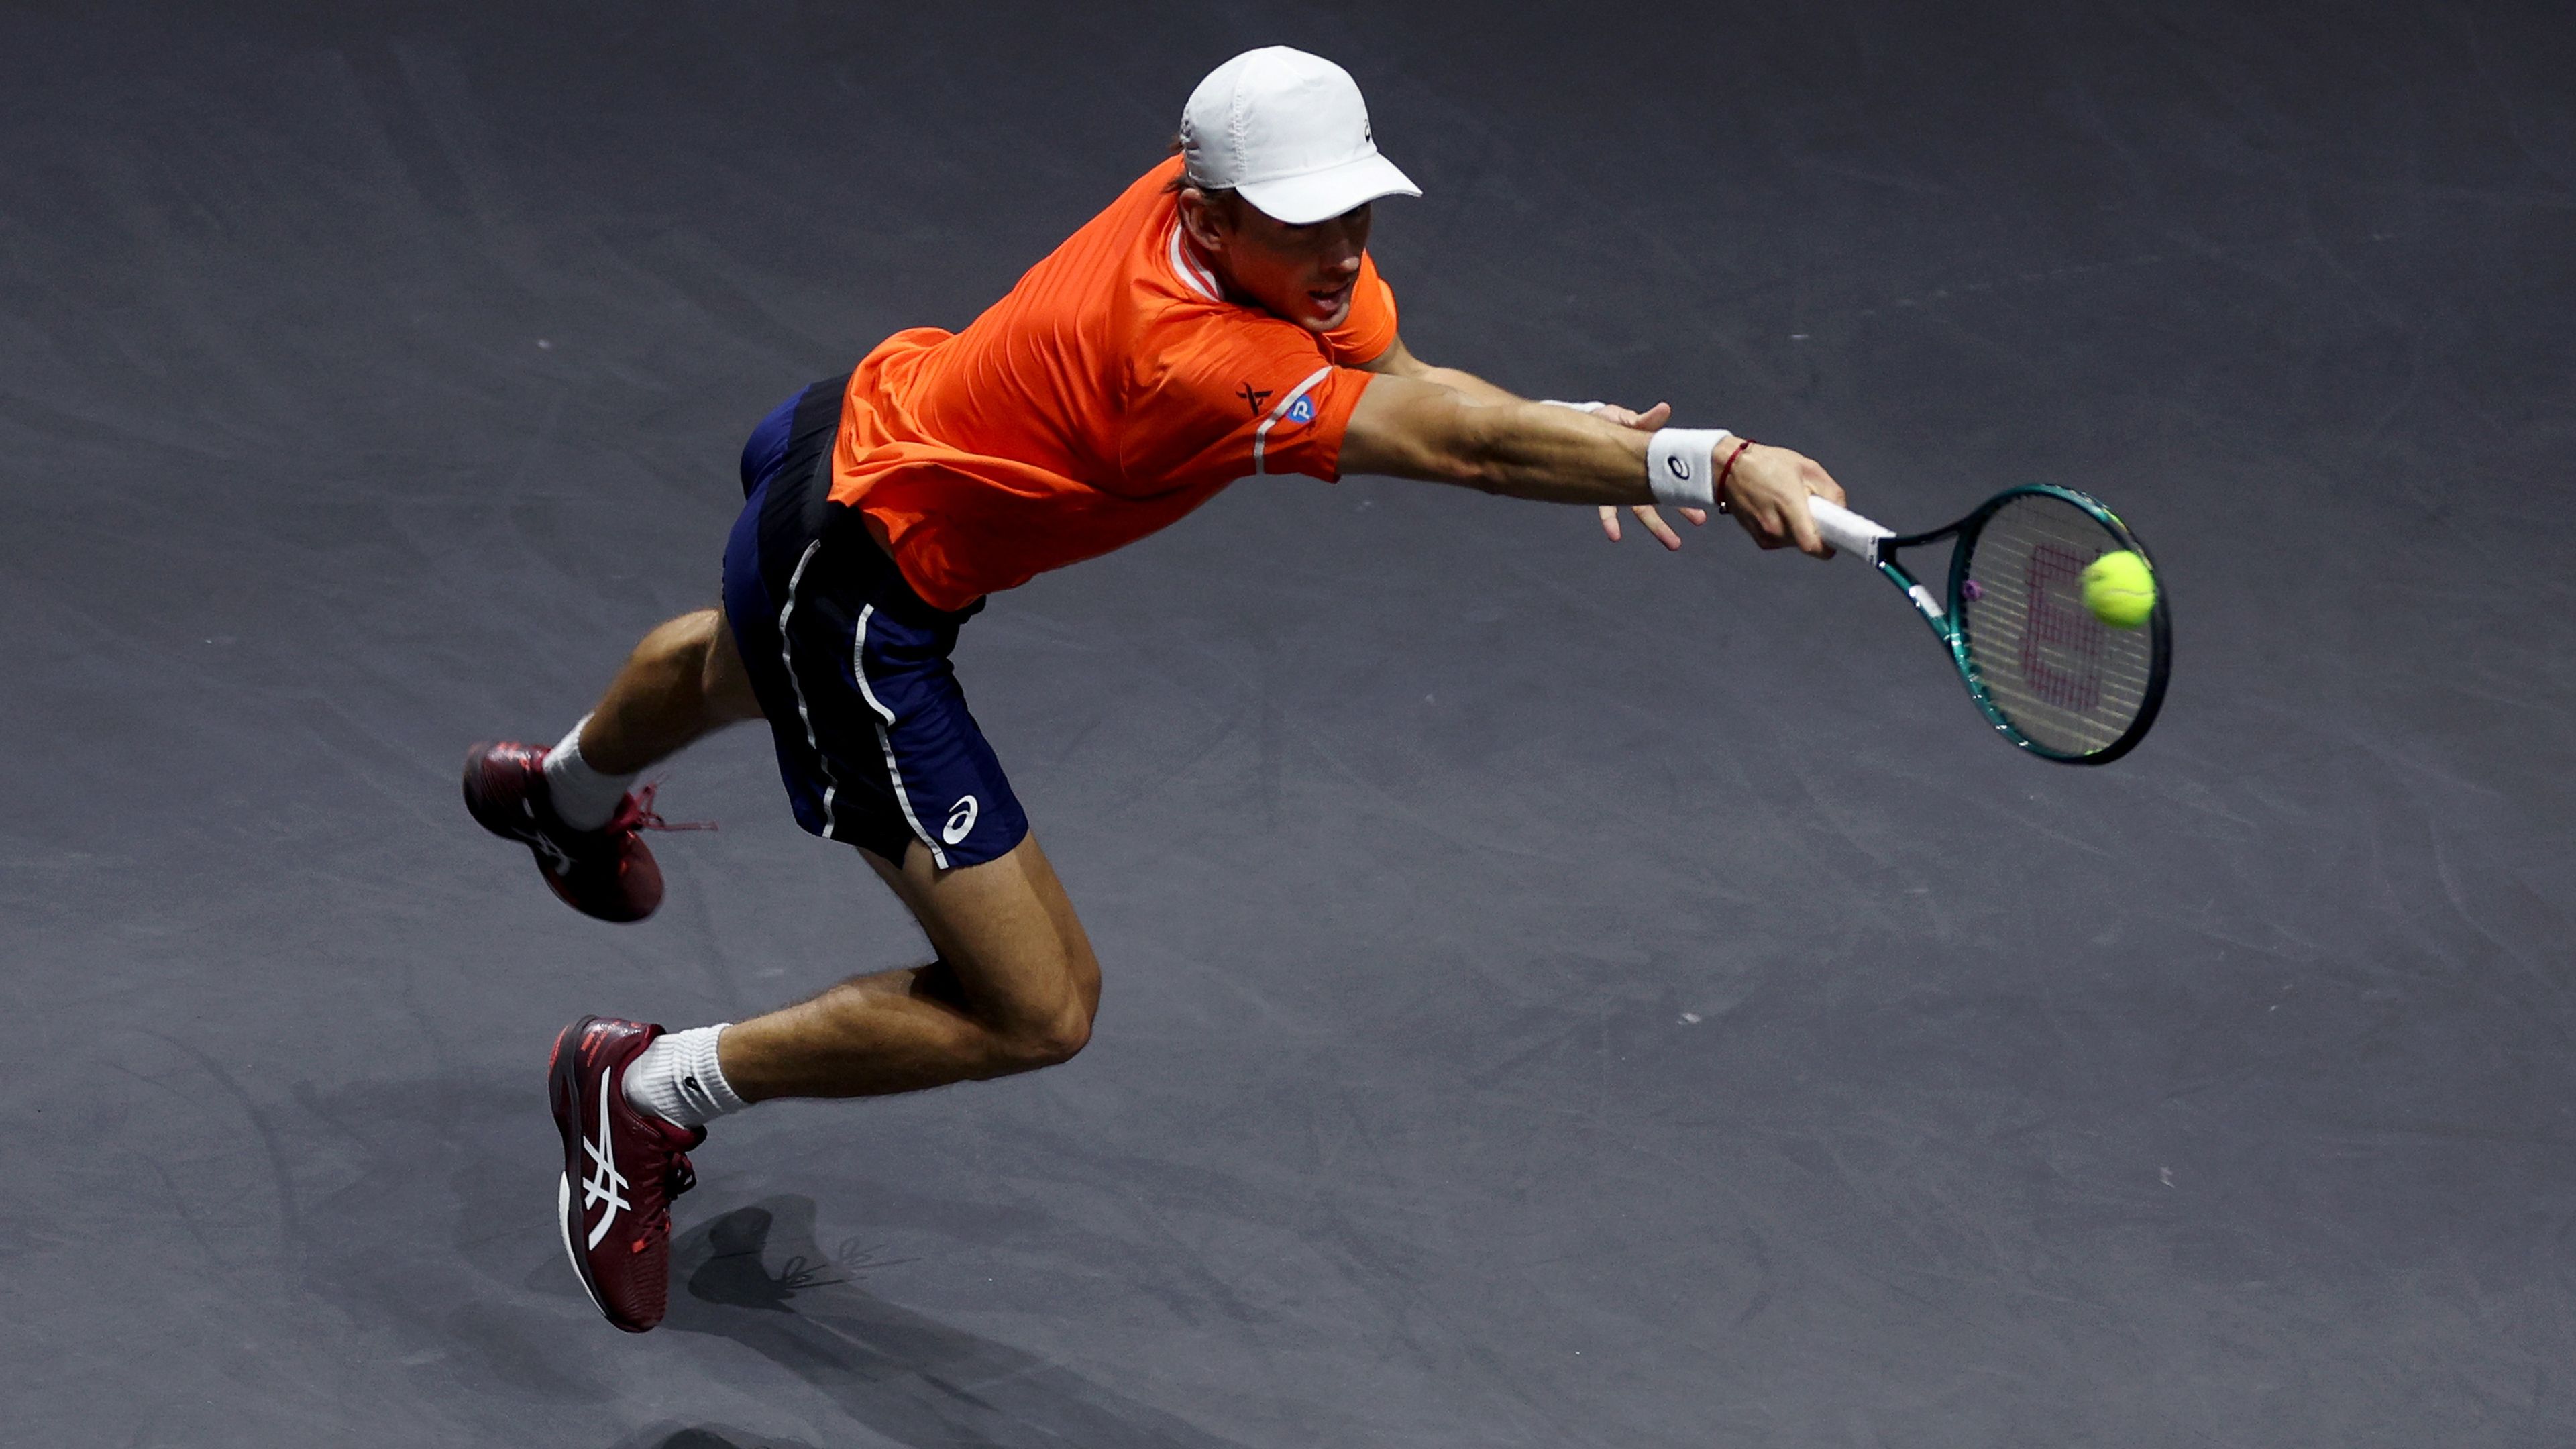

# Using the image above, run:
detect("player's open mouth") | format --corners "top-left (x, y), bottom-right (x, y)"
top-left (1309, 282), bottom-right (1353, 311)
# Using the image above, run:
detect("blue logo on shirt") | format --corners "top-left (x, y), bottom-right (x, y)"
top-left (1285, 395), bottom-right (1316, 425)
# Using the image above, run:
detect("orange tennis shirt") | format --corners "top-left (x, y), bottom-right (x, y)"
top-left (828, 156), bottom-right (1397, 612)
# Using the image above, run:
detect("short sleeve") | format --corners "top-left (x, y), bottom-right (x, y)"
top-left (1320, 252), bottom-right (1399, 366)
top-left (1120, 315), bottom-right (1378, 488)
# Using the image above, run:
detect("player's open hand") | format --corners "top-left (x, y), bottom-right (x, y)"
top-left (1720, 443), bottom-right (1847, 557)
top-left (1590, 402), bottom-right (1709, 549)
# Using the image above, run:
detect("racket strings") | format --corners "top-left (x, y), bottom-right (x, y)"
top-left (1956, 496), bottom-right (2158, 757)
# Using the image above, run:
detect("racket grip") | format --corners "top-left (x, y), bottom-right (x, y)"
top-left (1807, 496), bottom-right (1894, 559)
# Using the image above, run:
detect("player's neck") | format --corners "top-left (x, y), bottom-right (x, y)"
top-left (1176, 228), bottom-right (1248, 308)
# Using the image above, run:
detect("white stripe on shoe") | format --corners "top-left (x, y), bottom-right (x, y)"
top-left (558, 1173), bottom-right (609, 1317)
top-left (580, 1066), bottom-right (631, 1250)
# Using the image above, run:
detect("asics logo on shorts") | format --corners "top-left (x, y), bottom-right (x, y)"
top-left (942, 794), bottom-right (979, 845)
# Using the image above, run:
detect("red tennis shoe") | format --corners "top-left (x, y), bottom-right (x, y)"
top-left (462, 741), bottom-right (671, 923)
top-left (548, 1016), bottom-right (704, 1333)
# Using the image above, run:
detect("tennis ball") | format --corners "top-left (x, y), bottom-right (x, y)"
top-left (2082, 550), bottom-right (2155, 629)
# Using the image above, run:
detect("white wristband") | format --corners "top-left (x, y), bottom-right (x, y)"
top-left (1645, 427), bottom-right (1731, 511)
top-left (1538, 399), bottom-right (1609, 413)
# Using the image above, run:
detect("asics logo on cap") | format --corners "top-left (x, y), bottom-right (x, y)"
top-left (943, 795), bottom-right (979, 845)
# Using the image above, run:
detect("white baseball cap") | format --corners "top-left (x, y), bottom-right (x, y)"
top-left (1179, 46), bottom-right (1420, 225)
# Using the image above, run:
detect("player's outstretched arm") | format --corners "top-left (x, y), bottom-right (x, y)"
top-left (1360, 335), bottom-right (1529, 407)
top-left (1360, 337), bottom-right (1698, 547)
top-left (1340, 373), bottom-right (1848, 557)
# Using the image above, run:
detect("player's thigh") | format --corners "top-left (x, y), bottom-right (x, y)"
top-left (861, 831), bottom-right (1101, 1031)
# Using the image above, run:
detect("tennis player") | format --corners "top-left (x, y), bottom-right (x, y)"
top-left (465, 46), bottom-right (1847, 1332)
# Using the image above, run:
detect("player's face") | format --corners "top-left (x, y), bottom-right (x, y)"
top-left (1189, 194), bottom-right (1373, 332)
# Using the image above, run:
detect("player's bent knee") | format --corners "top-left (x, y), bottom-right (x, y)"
top-left (984, 1002), bottom-right (1093, 1075)
top-left (1024, 1003), bottom-right (1094, 1068)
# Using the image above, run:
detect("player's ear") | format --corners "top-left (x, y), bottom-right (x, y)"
top-left (1177, 189), bottom-right (1228, 252)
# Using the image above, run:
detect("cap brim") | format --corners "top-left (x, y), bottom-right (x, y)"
top-left (1236, 152), bottom-right (1420, 225)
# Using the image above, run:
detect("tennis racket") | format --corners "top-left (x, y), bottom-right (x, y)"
top-left (1805, 486), bottom-right (2171, 765)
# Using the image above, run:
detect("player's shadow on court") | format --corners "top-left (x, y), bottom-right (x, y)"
top-left (605, 1427), bottom-right (820, 1449)
top-left (657, 1197), bottom-right (1250, 1449)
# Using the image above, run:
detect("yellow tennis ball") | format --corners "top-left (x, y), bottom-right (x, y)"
top-left (2082, 550), bottom-right (2155, 629)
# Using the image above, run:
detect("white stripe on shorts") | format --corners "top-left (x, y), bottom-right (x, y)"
top-left (851, 604), bottom-right (949, 871)
top-left (776, 540), bottom-right (839, 837)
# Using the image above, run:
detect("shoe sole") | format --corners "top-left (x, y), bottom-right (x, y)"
top-left (547, 1016), bottom-right (619, 1326)
top-left (557, 1174), bottom-right (611, 1322)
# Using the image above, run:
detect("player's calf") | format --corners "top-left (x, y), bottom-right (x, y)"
top-left (578, 609), bottom-right (765, 777)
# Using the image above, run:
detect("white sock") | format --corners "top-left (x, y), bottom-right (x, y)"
top-left (541, 714), bottom-right (637, 831)
top-left (623, 1024), bottom-right (751, 1129)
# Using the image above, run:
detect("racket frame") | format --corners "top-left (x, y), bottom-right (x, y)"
top-left (1851, 484), bottom-right (2171, 765)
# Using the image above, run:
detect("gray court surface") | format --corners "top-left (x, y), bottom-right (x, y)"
top-left (7, 1), bottom-right (2573, 1444)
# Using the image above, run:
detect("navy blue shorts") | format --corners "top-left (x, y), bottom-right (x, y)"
top-left (720, 378), bottom-right (1030, 870)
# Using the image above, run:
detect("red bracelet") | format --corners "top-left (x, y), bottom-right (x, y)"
top-left (1714, 436), bottom-right (1755, 511)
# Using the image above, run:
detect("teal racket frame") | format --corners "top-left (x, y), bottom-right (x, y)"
top-left (1852, 484), bottom-right (2171, 765)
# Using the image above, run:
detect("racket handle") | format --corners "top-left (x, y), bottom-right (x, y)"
top-left (1807, 496), bottom-right (1894, 559)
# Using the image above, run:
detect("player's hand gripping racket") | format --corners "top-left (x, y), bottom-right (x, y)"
top-left (1805, 486), bottom-right (2171, 764)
